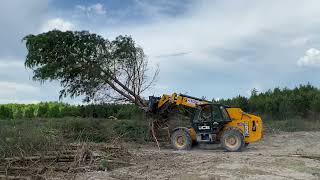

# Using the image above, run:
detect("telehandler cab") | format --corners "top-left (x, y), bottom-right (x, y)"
top-left (148, 93), bottom-right (263, 152)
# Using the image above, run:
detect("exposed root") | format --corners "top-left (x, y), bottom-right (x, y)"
top-left (151, 121), bottom-right (160, 151)
top-left (149, 119), bottom-right (172, 150)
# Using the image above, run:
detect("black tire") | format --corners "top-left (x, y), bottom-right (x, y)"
top-left (171, 129), bottom-right (192, 150)
top-left (221, 129), bottom-right (245, 152)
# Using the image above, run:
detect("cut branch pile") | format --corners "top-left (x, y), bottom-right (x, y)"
top-left (0, 143), bottom-right (132, 179)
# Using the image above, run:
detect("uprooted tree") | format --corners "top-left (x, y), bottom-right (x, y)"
top-left (23, 30), bottom-right (158, 109)
top-left (23, 30), bottom-right (169, 148)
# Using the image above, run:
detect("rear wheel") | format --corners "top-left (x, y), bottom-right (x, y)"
top-left (221, 129), bottom-right (245, 152)
top-left (171, 129), bottom-right (192, 150)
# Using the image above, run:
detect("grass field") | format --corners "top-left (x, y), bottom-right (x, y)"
top-left (1, 115), bottom-right (319, 159)
top-left (0, 116), bottom-right (148, 158)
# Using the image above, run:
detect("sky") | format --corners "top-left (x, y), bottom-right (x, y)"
top-left (0, 0), bottom-right (320, 104)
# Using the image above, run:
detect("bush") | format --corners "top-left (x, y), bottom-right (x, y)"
top-left (0, 103), bottom-right (140, 120)
top-left (113, 117), bottom-right (148, 142)
top-left (54, 118), bottom-right (114, 142)
top-left (0, 116), bottom-right (149, 158)
top-left (0, 119), bottom-right (58, 158)
top-left (219, 84), bottom-right (320, 121)
top-left (264, 118), bottom-right (320, 132)
top-left (24, 105), bottom-right (35, 118)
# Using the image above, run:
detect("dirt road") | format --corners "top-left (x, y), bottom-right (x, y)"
top-left (79, 131), bottom-right (320, 180)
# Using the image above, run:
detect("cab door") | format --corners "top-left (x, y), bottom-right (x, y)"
top-left (192, 105), bottom-right (223, 134)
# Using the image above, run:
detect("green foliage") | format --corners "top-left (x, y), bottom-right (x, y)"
top-left (311, 94), bottom-right (320, 112)
top-left (53, 118), bottom-right (114, 142)
top-left (0, 102), bottom-right (139, 120)
top-left (265, 118), bottom-right (320, 132)
top-left (23, 30), bottom-right (111, 101)
top-left (100, 159), bottom-right (108, 170)
top-left (1, 83), bottom-right (320, 134)
top-left (219, 84), bottom-right (320, 121)
top-left (113, 117), bottom-right (149, 142)
top-left (23, 30), bottom-right (150, 105)
top-left (0, 105), bottom-right (13, 119)
top-left (0, 119), bottom-right (57, 158)
top-left (0, 116), bottom-right (148, 158)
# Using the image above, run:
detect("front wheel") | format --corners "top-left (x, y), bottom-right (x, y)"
top-left (221, 129), bottom-right (245, 152)
top-left (171, 129), bottom-right (192, 150)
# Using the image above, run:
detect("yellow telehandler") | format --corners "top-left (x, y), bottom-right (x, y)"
top-left (148, 93), bottom-right (263, 152)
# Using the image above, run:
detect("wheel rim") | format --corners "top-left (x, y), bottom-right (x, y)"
top-left (175, 135), bottom-right (185, 147)
top-left (225, 135), bottom-right (239, 149)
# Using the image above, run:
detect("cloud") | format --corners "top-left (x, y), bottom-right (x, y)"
top-left (133, 0), bottom-right (190, 19)
top-left (0, 0), bottom-right (50, 57)
top-left (101, 1), bottom-right (320, 66)
top-left (0, 81), bottom-right (39, 95)
top-left (154, 51), bottom-right (191, 58)
top-left (0, 99), bottom-right (40, 104)
top-left (76, 3), bottom-right (106, 15)
top-left (290, 37), bottom-right (309, 47)
top-left (0, 60), bottom-right (23, 69)
top-left (297, 48), bottom-right (320, 66)
top-left (40, 18), bottom-right (74, 32)
top-left (98, 0), bottom-right (320, 98)
top-left (2, 0), bottom-right (320, 103)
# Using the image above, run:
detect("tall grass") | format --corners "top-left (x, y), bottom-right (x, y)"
top-left (264, 118), bottom-right (320, 132)
top-left (0, 115), bottom-right (149, 158)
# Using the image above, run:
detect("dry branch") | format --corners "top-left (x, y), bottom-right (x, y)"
top-left (0, 175), bottom-right (31, 180)
top-left (0, 143), bottom-right (132, 179)
top-left (271, 154), bottom-right (320, 161)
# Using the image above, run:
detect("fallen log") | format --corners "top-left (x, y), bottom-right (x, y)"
top-left (4, 155), bottom-right (75, 162)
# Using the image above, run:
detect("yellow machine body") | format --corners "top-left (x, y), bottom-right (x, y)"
top-left (224, 108), bottom-right (263, 143)
top-left (155, 93), bottom-right (263, 144)
top-left (157, 93), bottom-right (209, 108)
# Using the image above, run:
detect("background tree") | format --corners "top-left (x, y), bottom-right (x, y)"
top-left (219, 84), bottom-right (320, 121)
top-left (23, 30), bottom-right (158, 108)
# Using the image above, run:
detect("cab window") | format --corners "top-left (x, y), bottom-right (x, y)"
top-left (199, 105), bottom-right (212, 121)
top-left (220, 106), bottom-right (231, 121)
top-left (212, 105), bottom-right (222, 120)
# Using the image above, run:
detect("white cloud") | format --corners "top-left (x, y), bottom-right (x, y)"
top-left (0, 60), bottom-right (23, 69)
top-left (97, 0), bottom-right (320, 98)
top-left (2, 0), bottom-right (320, 102)
top-left (297, 48), bottom-right (320, 66)
top-left (76, 3), bottom-right (106, 15)
top-left (290, 37), bottom-right (309, 46)
top-left (91, 3), bottom-right (106, 15)
top-left (0, 99), bottom-right (40, 104)
top-left (0, 0), bottom-right (50, 56)
top-left (40, 18), bottom-right (74, 32)
top-left (100, 1), bottom-right (320, 68)
top-left (0, 82), bottom-right (39, 95)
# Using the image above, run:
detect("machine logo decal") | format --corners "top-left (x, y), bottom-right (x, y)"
top-left (238, 122), bottom-right (249, 137)
top-left (187, 98), bottom-right (201, 105)
top-left (198, 126), bottom-right (210, 130)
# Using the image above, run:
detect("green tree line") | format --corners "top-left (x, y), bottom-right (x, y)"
top-left (0, 102), bottom-right (139, 119)
top-left (218, 84), bottom-right (320, 120)
top-left (1, 84), bottom-right (320, 121)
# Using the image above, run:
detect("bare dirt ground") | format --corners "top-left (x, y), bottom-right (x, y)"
top-left (76, 131), bottom-right (320, 180)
